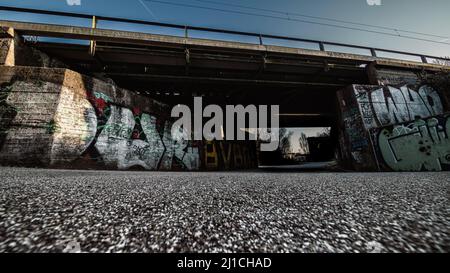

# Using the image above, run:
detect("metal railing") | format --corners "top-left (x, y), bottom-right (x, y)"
top-left (1, 5), bottom-right (449, 64)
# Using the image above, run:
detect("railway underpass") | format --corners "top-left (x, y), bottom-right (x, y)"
top-left (1, 6), bottom-right (449, 172)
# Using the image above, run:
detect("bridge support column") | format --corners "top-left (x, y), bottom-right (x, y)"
top-left (0, 28), bottom-right (67, 68)
top-left (0, 27), bottom-right (15, 66)
top-left (89, 16), bottom-right (97, 56)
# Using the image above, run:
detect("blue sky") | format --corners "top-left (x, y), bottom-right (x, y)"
top-left (0, 0), bottom-right (449, 58)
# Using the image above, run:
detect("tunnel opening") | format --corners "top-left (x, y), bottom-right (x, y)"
top-left (257, 127), bottom-right (338, 170)
top-left (115, 81), bottom-right (342, 171)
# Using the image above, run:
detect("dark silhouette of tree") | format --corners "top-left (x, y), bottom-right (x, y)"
top-left (279, 128), bottom-right (293, 156)
top-left (316, 127), bottom-right (331, 137)
top-left (298, 132), bottom-right (309, 155)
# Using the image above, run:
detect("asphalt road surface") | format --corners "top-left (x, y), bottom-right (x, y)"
top-left (0, 167), bottom-right (448, 253)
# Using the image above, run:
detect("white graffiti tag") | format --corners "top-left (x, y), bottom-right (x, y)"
top-left (355, 85), bottom-right (444, 129)
top-left (95, 106), bottom-right (164, 170)
top-left (378, 117), bottom-right (450, 171)
top-left (170, 124), bottom-right (200, 170)
top-left (94, 105), bottom-right (199, 170)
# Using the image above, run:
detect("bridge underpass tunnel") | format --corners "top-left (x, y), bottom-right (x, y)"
top-left (112, 81), bottom-right (341, 170)
top-left (0, 27), bottom-right (361, 171)
top-left (2, 22), bottom-right (448, 172)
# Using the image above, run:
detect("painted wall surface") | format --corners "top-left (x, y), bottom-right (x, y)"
top-left (0, 67), bottom-right (200, 170)
top-left (53, 88), bottom-right (201, 171)
top-left (0, 66), bottom-right (251, 170)
top-left (0, 66), bottom-right (257, 171)
top-left (337, 80), bottom-right (450, 171)
top-left (354, 85), bottom-right (444, 130)
top-left (336, 85), bottom-right (376, 171)
top-left (372, 115), bottom-right (450, 171)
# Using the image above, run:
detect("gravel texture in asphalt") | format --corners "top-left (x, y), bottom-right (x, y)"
top-left (0, 167), bottom-right (448, 253)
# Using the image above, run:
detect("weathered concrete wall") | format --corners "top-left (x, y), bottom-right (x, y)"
top-left (0, 28), bottom-right (67, 68)
top-left (0, 66), bottom-right (257, 171)
top-left (337, 74), bottom-right (450, 171)
top-left (367, 63), bottom-right (450, 104)
top-left (0, 38), bottom-right (13, 66)
top-left (336, 85), bottom-right (376, 171)
top-left (367, 65), bottom-right (422, 86)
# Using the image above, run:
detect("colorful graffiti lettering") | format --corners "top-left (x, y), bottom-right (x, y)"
top-left (94, 105), bottom-right (165, 170)
top-left (378, 116), bottom-right (450, 171)
top-left (49, 89), bottom-right (200, 170)
top-left (0, 79), bottom-right (258, 171)
top-left (87, 92), bottom-right (200, 170)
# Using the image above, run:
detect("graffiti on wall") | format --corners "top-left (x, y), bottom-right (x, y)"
top-left (90, 91), bottom-right (200, 170)
top-left (204, 141), bottom-right (256, 170)
top-left (0, 80), bottom-right (258, 171)
top-left (93, 105), bottom-right (165, 170)
top-left (51, 86), bottom-right (98, 162)
top-left (354, 85), bottom-right (444, 129)
top-left (0, 85), bottom-right (16, 147)
top-left (343, 109), bottom-right (372, 166)
top-left (52, 90), bottom-right (200, 170)
top-left (342, 107), bottom-right (369, 151)
top-left (377, 115), bottom-right (450, 171)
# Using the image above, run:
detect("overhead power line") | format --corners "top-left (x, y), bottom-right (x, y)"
top-left (137, 0), bottom-right (158, 21)
top-left (192, 0), bottom-right (450, 40)
top-left (144, 0), bottom-right (450, 45)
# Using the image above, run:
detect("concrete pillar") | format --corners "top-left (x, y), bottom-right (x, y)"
top-left (0, 28), bottom-right (15, 66)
